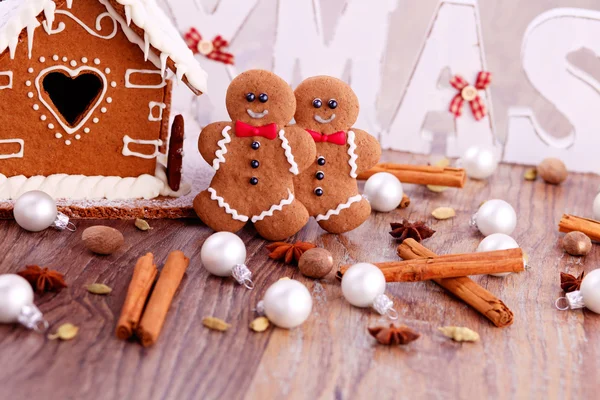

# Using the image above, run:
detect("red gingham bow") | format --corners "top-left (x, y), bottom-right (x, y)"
top-left (449, 71), bottom-right (491, 121)
top-left (184, 28), bottom-right (234, 65)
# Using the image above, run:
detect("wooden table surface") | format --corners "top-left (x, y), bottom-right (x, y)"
top-left (1, 152), bottom-right (598, 400)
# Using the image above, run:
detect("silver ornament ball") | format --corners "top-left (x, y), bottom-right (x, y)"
top-left (461, 146), bottom-right (498, 180)
top-left (474, 199), bottom-right (517, 236)
top-left (13, 190), bottom-right (58, 232)
top-left (262, 279), bottom-right (312, 329)
top-left (0, 274), bottom-right (34, 324)
top-left (363, 172), bottom-right (404, 212)
top-left (341, 262), bottom-right (386, 307)
top-left (581, 269), bottom-right (600, 314)
top-left (200, 232), bottom-right (246, 277)
top-left (476, 233), bottom-right (519, 277)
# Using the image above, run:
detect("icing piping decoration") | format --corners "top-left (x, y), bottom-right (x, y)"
top-left (208, 187), bottom-right (249, 222)
top-left (34, 65), bottom-right (107, 135)
top-left (0, 71), bottom-right (13, 89)
top-left (125, 69), bottom-right (166, 89)
top-left (346, 130), bottom-right (358, 178)
top-left (315, 194), bottom-right (363, 221)
top-left (251, 189), bottom-right (294, 223)
top-left (42, 10), bottom-right (117, 40)
top-left (0, 164), bottom-right (190, 201)
top-left (212, 126), bottom-right (232, 170)
top-left (0, 139), bottom-right (24, 160)
top-left (122, 135), bottom-right (163, 159)
top-left (148, 101), bottom-right (166, 121)
top-left (278, 129), bottom-right (299, 175)
top-left (0, 0), bottom-right (56, 59)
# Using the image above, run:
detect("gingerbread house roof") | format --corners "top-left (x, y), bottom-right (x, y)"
top-left (0, 0), bottom-right (208, 95)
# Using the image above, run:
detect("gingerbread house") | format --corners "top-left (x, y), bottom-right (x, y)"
top-left (0, 0), bottom-right (207, 201)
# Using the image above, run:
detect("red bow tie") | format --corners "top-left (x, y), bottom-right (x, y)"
top-left (307, 130), bottom-right (346, 145)
top-left (235, 121), bottom-right (278, 140)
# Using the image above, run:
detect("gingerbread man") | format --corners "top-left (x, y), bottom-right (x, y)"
top-left (194, 70), bottom-right (316, 240)
top-left (292, 76), bottom-right (381, 233)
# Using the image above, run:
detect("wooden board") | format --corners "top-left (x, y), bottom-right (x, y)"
top-left (0, 151), bottom-right (598, 399)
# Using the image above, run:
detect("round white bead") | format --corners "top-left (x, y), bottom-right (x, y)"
top-left (475, 199), bottom-right (517, 236)
top-left (581, 269), bottom-right (600, 314)
top-left (462, 146), bottom-right (498, 180)
top-left (476, 233), bottom-right (519, 277)
top-left (363, 172), bottom-right (403, 212)
top-left (200, 232), bottom-right (246, 277)
top-left (262, 279), bottom-right (312, 329)
top-left (341, 262), bottom-right (386, 307)
top-left (13, 190), bottom-right (57, 232)
top-left (0, 274), bottom-right (34, 323)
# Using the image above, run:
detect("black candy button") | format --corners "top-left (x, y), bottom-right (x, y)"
top-left (315, 171), bottom-right (324, 180)
top-left (250, 177), bottom-right (259, 185)
top-left (259, 93), bottom-right (268, 103)
top-left (328, 99), bottom-right (338, 109)
top-left (317, 156), bottom-right (326, 166)
top-left (314, 187), bottom-right (323, 196)
top-left (313, 98), bottom-right (322, 108)
top-left (246, 93), bottom-right (255, 102)
top-left (251, 141), bottom-right (260, 150)
top-left (251, 160), bottom-right (260, 168)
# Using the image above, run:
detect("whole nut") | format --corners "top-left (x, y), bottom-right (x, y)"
top-left (537, 158), bottom-right (567, 185)
top-left (562, 231), bottom-right (592, 256)
top-left (298, 248), bottom-right (334, 278)
top-left (82, 226), bottom-right (124, 255)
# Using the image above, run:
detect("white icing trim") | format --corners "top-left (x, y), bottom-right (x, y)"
top-left (148, 101), bottom-right (166, 121)
top-left (315, 194), bottom-right (363, 222)
top-left (278, 129), bottom-right (299, 175)
top-left (0, 0), bottom-right (55, 59)
top-left (212, 126), bottom-right (231, 170)
top-left (34, 65), bottom-right (107, 135)
top-left (42, 10), bottom-right (117, 40)
top-left (208, 187), bottom-right (249, 222)
top-left (346, 130), bottom-right (358, 178)
top-left (0, 139), bottom-right (24, 159)
top-left (122, 135), bottom-right (163, 159)
top-left (251, 189), bottom-right (294, 223)
top-left (0, 163), bottom-right (189, 200)
top-left (0, 71), bottom-right (13, 89)
top-left (125, 69), bottom-right (166, 89)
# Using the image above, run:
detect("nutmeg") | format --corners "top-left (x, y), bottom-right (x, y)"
top-left (298, 248), bottom-right (334, 278)
top-left (562, 231), bottom-right (592, 256)
top-left (82, 225), bottom-right (124, 255)
top-left (537, 158), bottom-right (567, 185)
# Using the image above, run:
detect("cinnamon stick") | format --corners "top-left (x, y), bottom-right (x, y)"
top-left (338, 248), bottom-right (525, 281)
top-left (115, 253), bottom-right (158, 340)
top-left (137, 251), bottom-right (190, 347)
top-left (396, 239), bottom-right (513, 327)
top-left (357, 163), bottom-right (466, 188)
top-left (558, 214), bottom-right (600, 241)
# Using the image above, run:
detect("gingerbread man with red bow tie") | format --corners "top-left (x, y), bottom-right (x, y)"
top-left (194, 70), bottom-right (316, 240)
top-left (293, 76), bottom-right (381, 233)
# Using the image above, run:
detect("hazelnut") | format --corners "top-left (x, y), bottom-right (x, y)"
top-left (537, 158), bottom-right (567, 185)
top-left (298, 248), bottom-right (334, 278)
top-left (562, 231), bottom-right (592, 256)
top-left (82, 225), bottom-right (124, 255)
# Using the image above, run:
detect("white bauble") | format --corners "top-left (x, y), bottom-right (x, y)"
top-left (477, 233), bottom-right (519, 277)
top-left (593, 193), bottom-right (600, 221)
top-left (462, 146), bottom-right (498, 180)
top-left (13, 190), bottom-right (57, 232)
top-left (200, 232), bottom-right (246, 277)
top-left (363, 172), bottom-right (403, 212)
top-left (262, 279), bottom-right (312, 329)
top-left (341, 262), bottom-right (386, 307)
top-left (580, 269), bottom-right (600, 314)
top-left (0, 274), bottom-right (34, 324)
top-left (474, 199), bottom-right (517, 236)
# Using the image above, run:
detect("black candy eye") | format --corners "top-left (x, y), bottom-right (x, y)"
top-left (328, 99), bottom-right (338, 109)
top-left (259, 93), bottom-right (268, 103)
top-left (312, 98), bottom-right (322, 108)
top-left (246, 93), bottom-right (256, 102)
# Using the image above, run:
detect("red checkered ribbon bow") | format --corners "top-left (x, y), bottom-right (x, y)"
top-left (184, 28), bottom-right (234, 65)
top-left (449, 71), bottom-right (491, 121)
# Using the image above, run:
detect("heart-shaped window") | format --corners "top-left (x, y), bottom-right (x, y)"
top-left (42, 72), bottom-right (103, 127)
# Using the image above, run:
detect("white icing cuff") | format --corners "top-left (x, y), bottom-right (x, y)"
top-left (208, 187), bottom-right (249, 222)
top-left (251, 189), bottom-right (294, 223)
top-left (212, 126), bottom-right (231, 170)
top-left (315, 194), bottom-right (363, 222)
top-left (346, 130), bottom-right (358, 178)
top-left (278, 129), bottom-right (299, 175)
top-left (208, 187), bottom-right (295, 223)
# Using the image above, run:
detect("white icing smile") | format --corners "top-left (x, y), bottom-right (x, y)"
top-left (314, 114), bottom-right (336, 124)
top-left (247, 109), bottom-right (269, 119)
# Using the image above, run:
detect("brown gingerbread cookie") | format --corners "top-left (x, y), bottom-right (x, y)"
top-left (193, 70), bottom-right (316, 240)
top-left (292, 76), bottom-right (381, 233)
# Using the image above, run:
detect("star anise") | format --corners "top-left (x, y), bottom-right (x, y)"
top-left (560, 271), bottom-right (585, 293)
top-left (17, 265), bottom-right (67, 293)
top-left (389, 220), bottom-right (435, 243)
top-left (368, 324), bottom-right (420, 345)
top-left (265, 241), bottom-right (316, 265)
